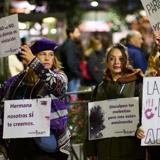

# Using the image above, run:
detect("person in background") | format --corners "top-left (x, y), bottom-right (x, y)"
top-left (84, 43), bottom-right (145, 160)
top-left (136, 32), bottom-right (160, 160)
top-left (138, 14), bottom-right (153, 61)
top-left (59, 26), bottom-right (82, 100)
top-left (82, 36), bottom-right (105, 86)
top-left (8, 54), bottom-right (24, 76)
top-left (8, 37), bottom-right (26, 76)
top-left (126, 30), bottom-right (147, 73)
top-left (0, 38), bottom-right (70, 160)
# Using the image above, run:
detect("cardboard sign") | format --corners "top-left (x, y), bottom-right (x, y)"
top-left (88, 97), bottom-right (139, 140)
top-left (141, 0), bottom-right (160, 31)
top-left (0, 14), bottom-right (21, 57)
top-left (3, 98), bottom-right (51, 139)
top-left (141, 77), bottom-right (160, 146)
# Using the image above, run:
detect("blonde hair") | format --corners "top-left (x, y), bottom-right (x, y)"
top-left (145, 43), bottom-right (160, 76)
top-left (53, 56), bottom-right (63, 70)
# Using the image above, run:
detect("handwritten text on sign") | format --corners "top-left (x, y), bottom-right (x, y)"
top-left (141, 0), bottom-right (160, 31)
top-left (3, 98), bottom-right (51, 139)
top-left (88, 97), bottom-right (139, 140)
top-left (0, 14), bottom-right (20, 57)
top-left (142, 77), bottom-right (160, 146)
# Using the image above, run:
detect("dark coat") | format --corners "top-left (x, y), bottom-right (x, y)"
top-left (60, 39), bottom-right (82, 81)
top-left (85, 70), bottom-right (145, 160)
top-left (86, 49), bottom-right (105, 86)
top-left (126, 44), bottom-right (147, 73)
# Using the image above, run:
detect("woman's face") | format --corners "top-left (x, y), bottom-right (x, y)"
top-left (36, 50), bottom-right (54, 69)
top-left (107, 48), bottom-right (125, 75)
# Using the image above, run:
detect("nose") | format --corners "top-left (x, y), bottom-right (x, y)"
top-left (115, 57), bottom-right (120, 64)
top-left (45, 54), bottom-right (50, 60)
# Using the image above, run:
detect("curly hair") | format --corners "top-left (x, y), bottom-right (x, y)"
top-left (145, 41), bottom-right (160, 76)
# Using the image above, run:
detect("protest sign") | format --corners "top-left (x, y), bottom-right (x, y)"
top-left (88, 97), bottom-right (139, 140)
top-left (0, 14), bottom-right (20, 57)
top-left (140, 0), bottom-right (160, 31)
top-left (3, 98), bottom-right (51, 139)
top-left (141, 77), bottom-right (160, 146)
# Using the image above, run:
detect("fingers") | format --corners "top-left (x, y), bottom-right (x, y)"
top-left (20, 45), bottom-right (35, 64)
top-left (136, 127), bottom-right (145, 139)
top-left (20, 45), bottom-right (32, 56)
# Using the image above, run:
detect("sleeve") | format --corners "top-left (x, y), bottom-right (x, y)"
top-left (134, 52), bottom-right (147, 73)
top-left (0, 84), bottom-right (4, 102)
top-left (83, 139), bottom-right (97, 157)
top-left (63, 43), bottom-right (81, 78)
top-left (83, 84), bottom-right (100, 157)
top-left (0, 82), bottom-right (8, 137)
top-left (87, 54), bottom-right (102, 83)
top-left (28, 57), bottom-right (68, 96)
top-left (83, 98), bottom-right (97, 157)
top-left (135, 80), bottom-right (143, 127)
top-left (0, 112), bottom-right (3, 137)
top-left (0, 81), bottom-right (9, 102)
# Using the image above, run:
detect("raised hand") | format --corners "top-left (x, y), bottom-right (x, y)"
top-left (19, 45), bottom-right (36, 65)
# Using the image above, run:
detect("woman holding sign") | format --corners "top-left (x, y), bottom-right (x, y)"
top-left (136, 32), bottom-right (160, 160)
top-left (0, 38), bottom-right (70, 160)
top-left (84, 43), bottom-right (145, 160)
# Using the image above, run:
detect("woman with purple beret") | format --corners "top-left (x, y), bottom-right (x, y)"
top-left (0, 38), bottom-right (70, 160)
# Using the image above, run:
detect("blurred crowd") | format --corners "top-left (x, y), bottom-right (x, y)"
top-left (2, 9), bottom-right (160, 160)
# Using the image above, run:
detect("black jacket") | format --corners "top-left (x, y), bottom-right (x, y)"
top-left (84, 69), bottom-right (145, 160)
top-left (87, 49), bottom-right (105, 86)
top-left (60, 39), bottom-right (81, 81)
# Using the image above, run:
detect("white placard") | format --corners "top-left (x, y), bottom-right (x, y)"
top-left (140, 0), bottom-right (160, 31)
top-left (141, 77), bottom-right (160, 146)
top-left (88, 97), bottom-right (139, 140)
top-left (0, 14), bottom-right (20, 57)
top-left (3, 98), bottom-right (51, 139)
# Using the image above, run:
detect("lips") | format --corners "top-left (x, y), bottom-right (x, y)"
top-left (113, 66), bottom-right (121, 69)
top-left (43, 63), bottom-right (50, 66)
top-left (43, 63), bottom-right (50, 68)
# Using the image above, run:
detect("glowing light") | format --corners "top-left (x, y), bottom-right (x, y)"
top-left (10, 0), bottom-right (35, 13)
top-left (90, 1), bottom-right (98, 7)
top-left (34, 23), bottom-right (41, 30)
top-left (43, 17), bottom-right (56, 24)
top-left (30, 28), bottom-right (40, 35)
top-left (42, 28), bottom-right (49, 35)
top-left (50, 28), bottom-right (57, 34)
top-left (79, 21), bottom-right (110, 32)
top-left (18, 22), bottom-right (27, 30)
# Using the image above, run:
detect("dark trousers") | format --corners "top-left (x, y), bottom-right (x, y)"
top-left (147, 146), bottom-right (160, 160)
top-left (7, 138), bottom-right (68, 160)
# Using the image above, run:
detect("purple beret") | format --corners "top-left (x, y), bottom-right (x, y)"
top-left (30, 38), bottom-right (58, 55)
